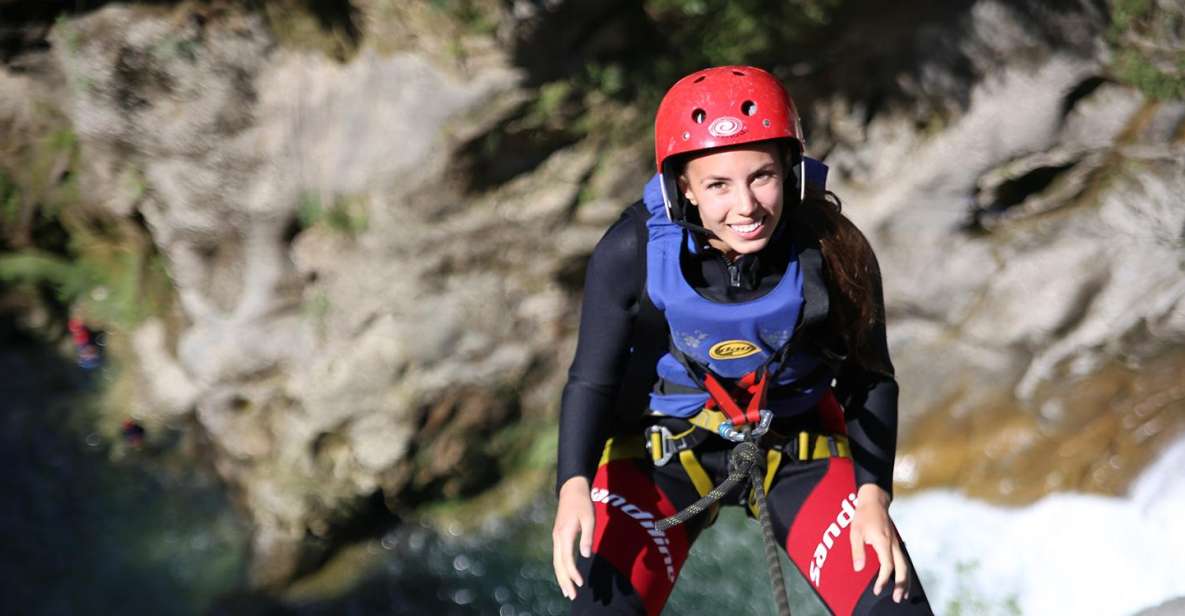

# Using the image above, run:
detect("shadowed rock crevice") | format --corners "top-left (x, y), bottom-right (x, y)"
top-left (967, 159), bottom-right (1080, 232)
top-left (1060, 75), bottom-right (1109, 121)
top-left (507, 0), bottom-right (660, 88)
top-left (449, 107), bottom-right (584, 194)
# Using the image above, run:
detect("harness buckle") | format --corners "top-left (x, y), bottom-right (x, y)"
top-left (644, 424), bottom-right (677, 466)
top-left (718, 409), bottom-right (773, 443)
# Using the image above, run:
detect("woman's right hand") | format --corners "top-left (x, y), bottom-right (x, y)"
top-left (552, 476), bottom-right (595, 600)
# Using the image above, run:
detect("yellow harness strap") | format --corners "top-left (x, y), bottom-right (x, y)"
top-left (600, 430), bottom-right (852, 522)
top-left (686, 408), bottom-right (730, 434)
top-left (747, 449), bottom-right (784, 517)
top-left (598, 436), bottom-right (646, 467)
top-left (678, 449), bottom-right (720, 527)
top-left (678, 450), bottom-right (714, 497)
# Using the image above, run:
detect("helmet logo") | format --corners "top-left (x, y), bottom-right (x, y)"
top-left (708, 116), bottom-right (744, 137)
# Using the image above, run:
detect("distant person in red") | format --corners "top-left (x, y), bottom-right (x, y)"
top-left (551, 66), bottom-right (932, 615)
top-left (67, 316), bottom-right (90, 346)
top-left (67, 316), bottom-right (102, 370)
top-left (121, 419), bottom-right (146, 448)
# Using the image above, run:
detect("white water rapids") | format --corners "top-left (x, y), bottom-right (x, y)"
top-left (893, 435), bottom-right (1185, 616)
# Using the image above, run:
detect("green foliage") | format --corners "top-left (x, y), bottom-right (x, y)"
top-left (1107, 0), bottom-right (1185, 100)
top-left (1, 172), bottom-right (19, 231)
top-left (428, 0), bottom-right (500, 35)
top-left (0, 251), bottom-right (99, 303)
top-left (1, 106), bottom-right (171, 334)
top-left (54, 14), bottom-right (82, 54)
top-left (0, 242), bottom-right (172, 330)
top-left (640, 0), bottom-right (842, 86)
top-left (298, 192), bottom-right (369, 237)
top-left (1111, 0), bottom-right (1153, 31)
top-left (259, 0), bottom-right (361, 62)
top-left (527, 0), bottom-right (849, 147)
top-left (301, 289), bottom-right (331, 336)
top-left (942, 561), bottom-right (1023, 616)
top-left (149, 32), bottom-right (199, 63)
top-left (1114, 49), bottom-right (1185, 100)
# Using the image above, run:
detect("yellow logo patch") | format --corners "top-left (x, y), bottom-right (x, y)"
top-left (708, 340), bottom-right (761, 360)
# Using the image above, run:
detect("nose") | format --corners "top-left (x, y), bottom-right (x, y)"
top-left (734, 186), bottom-right (759, 216)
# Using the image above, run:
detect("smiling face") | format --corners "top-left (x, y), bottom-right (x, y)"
top-left (678, 141), bottom-right (786, 260)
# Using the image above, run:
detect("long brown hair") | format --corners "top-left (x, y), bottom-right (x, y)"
top-left (788, 186), bottom-right (890, 375)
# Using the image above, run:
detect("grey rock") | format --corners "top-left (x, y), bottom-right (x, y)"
top-left (1134, 597), bottom-right (1185, 616)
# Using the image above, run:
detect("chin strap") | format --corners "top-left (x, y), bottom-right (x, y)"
top-left (672, 218), bottom-right (716, 239)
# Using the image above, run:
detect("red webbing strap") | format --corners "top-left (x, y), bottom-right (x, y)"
top-left (702, 373), bottom-right (746, 425)
top-left (702, 370), bottom-right (769, 427)
top-left (744, 372), bottom-right (768, 425)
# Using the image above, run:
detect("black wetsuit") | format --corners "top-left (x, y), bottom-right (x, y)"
top-left (557, 202), bottom-right (933, 615)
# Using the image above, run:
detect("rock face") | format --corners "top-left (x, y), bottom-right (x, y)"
top-left (3, 0), bottom-right (1183, 589)
top-left (39, 2), bottom-right (618, 586)
top-left (814, 0), bottom-right (1185, 501)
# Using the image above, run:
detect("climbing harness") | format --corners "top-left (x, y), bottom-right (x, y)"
top-left (647, 355), bottom-right (797, 616)
top-left (653, 436), bottom-right (793, 616)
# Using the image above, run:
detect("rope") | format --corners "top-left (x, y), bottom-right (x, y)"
top-left (653, 441), bottom-right (760, 532)
top-left (750, 462), bottom-right (792, 616)
top-left (653, 441), bottom-right (793, 616)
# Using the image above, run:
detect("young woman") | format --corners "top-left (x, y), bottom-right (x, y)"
top-left (552, 66), bottom-right (932, 615)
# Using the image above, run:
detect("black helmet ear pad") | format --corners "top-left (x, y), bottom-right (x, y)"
top-left (660, 161), bottom-right (685, 223)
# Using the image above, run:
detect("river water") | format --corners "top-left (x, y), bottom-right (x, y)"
top-left (6, 337), bottom-right (1184, 615)
top-left (0, 339), bottom-right (248, 616)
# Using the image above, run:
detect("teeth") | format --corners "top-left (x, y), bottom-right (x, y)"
top-left (730, 220), bottom-right (762, 233)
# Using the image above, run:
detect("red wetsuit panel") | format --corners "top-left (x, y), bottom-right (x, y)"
top-left (784, 456), bottom-right (876, 616)
top-left (588, 458), bottom-right (693, 616)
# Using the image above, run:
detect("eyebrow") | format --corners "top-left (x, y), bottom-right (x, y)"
top-left (699, 163), bottom-right (779, 184)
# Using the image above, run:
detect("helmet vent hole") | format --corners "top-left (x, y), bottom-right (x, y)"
top-left (741, 101), bottom-right (757, 116)
top-left (732, 70), bottom-right (746, 76)
top-left (691, 108), bottom-right (707, 124)
top-left (693, 76), bottom-right (707, 83)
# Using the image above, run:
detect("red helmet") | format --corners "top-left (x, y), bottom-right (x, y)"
top-left (654, 66), bottom-right (805, 223)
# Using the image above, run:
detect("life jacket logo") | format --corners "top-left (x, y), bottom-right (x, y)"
top-left (708, 340), bottom-right (761, 360)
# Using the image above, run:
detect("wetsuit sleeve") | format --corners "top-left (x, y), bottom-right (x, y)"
top-left (555, 211), bottom-right (642, 493)
top-left (838, 252), bottom-right (899, 498)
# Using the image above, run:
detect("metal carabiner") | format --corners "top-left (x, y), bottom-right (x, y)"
top-left (644, 424), bottom-right (677, 466)
top-left (717, 409), bottom-right (773, 443)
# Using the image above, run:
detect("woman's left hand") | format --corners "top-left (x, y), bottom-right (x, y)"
top-left (849, 483), bottom-right (910, 603)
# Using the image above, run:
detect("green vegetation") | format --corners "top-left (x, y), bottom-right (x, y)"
top-left (1108, 0), bottom-right (1185, 100)
top-left (297, 192), bottom-right (369, 237)
top-left (942, 561), bottom-right (1023, 616)
top-left (0, 251), bottom-right (101, 304)
top-left (255, 0), bottom-right (362, 62)
top-left (645, 0), bottom-right (840, 74)
top-left (427, 0), bottom-right (500, 36)
top-left (1, 101), bottom-right (173, 336)
top-left (494, 0), bottom-right (849, 158)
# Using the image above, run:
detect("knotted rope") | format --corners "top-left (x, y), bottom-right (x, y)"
top-left (654, 441), bottom-right (793, 616)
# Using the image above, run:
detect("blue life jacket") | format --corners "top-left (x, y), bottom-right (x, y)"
top-left (641, 165), bottom-right (833, 418)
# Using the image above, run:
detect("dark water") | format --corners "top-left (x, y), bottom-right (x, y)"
top-left (314, 505), bottom-right (830, 616)
top-left (0, 336), bottom-right (249, 616)
top-left (1, 332), bottom-right (828, 616)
